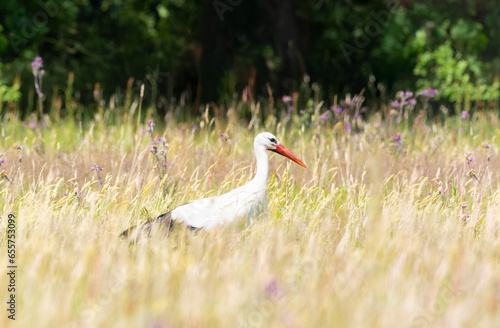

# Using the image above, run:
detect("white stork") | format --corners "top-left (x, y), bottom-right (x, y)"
top-left (121, 132), bottom-right (307, 240)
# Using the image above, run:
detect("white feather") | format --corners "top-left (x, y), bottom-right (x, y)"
top-left (171, 132), bottom-right (278, 230)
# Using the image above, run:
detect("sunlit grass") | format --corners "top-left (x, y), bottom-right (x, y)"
top-left (0, 110), bottom-right (499, 327)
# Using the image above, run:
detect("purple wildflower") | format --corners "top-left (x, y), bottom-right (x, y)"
top-left (91, 164), bottom-right (104, 173)
top-left (281, 95), bottom-right (293, 102)
top-left (391, 100), bottom-right (399, 107)
top-left (319, 114), bottom-right (328, 120)
top-left (288, 105), bottom-right (294, 111)
top-left (408, 98), bottom-right (417, 105)
top-left (1, 159), bottom-right (5, 163)
top-left (344, 122), bottom-right (351, 132)
top-left (403, 91), bottom-right (413, 98)
top-left (265, 276), bottom-right (280, 297)
top-left (192, 124), bottom-right (199, 130)
top-left (330, 106), bottom-right (343, 113)
top-left (31, 56), bottom-right (43, 69)
top-left (461, 111), bottom-right (468, 119)
top-left (22, 122), bottom-right (27, 127)
top-left (420, 89), bottom-right (438, 97)
top-left (219, 133), bottom-right (224, 137)
top-left (31, 56), bottom-right (45, 98)
top-left (392, 135), bottom-right (401, 141)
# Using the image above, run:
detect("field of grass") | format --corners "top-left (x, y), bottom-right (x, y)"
top-left (1, 109), bottom-right (499, 328)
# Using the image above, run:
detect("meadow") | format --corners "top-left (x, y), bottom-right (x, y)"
top-left (0, 102), bottom-right (499, 328)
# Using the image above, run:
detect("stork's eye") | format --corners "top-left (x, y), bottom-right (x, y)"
top-left (269, 138), bottom-right (277, 144)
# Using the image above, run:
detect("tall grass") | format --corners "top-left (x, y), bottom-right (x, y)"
top-left (0, 108), bottom-right (499, 328)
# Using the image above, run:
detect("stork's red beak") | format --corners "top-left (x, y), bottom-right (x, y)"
top-left (272, 144), bottom-right (308, 168)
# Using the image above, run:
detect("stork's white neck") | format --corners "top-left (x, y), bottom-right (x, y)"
top-left (251, 144), bottom-right (269, 191)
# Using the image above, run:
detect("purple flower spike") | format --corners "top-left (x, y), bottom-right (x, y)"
top-left (31, 56), bottom-right (45, 98)
top-left (31, 56), bottom-right (43, 70)
top-left (345, 122), bottom-right (351, 132)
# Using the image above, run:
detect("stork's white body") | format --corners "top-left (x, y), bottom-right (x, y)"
top-left (121, 132), bottom-right (306, 239)
top-left (170, 134), bottom-right (271, 230)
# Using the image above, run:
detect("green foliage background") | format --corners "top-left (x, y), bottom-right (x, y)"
top-left (0, 0), bottom-right (499, 116)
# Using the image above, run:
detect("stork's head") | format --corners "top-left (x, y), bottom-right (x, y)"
top-left (255, 132), bottom-right (308, 168)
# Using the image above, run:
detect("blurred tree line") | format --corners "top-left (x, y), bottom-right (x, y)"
top-left (0, 0), bottom-right (499, 117)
